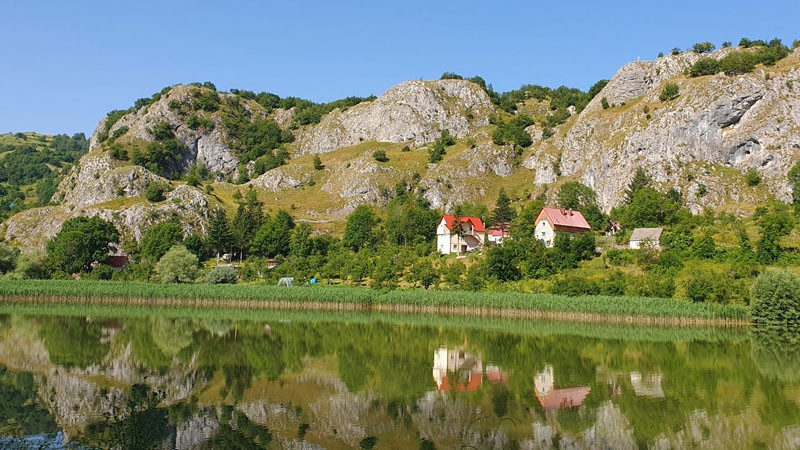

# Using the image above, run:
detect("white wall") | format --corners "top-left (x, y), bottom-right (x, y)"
top-left (534, 219), bottom-right (555, 247)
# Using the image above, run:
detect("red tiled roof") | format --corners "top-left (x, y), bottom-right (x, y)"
top-left (535, 386), bottom-right (591, 410)
top-left (539, 208), bottom-right (591, 231)
top-left (441, 215), bottom-right (485, 233)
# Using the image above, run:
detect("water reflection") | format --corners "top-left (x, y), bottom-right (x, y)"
top-left (0, 311), bottom-right (799, 449)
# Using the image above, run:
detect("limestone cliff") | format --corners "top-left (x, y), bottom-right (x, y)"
top-left (4, 47), bottom-right (800, 247)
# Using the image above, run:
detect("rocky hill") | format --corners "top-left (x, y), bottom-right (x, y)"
top-left (3, 46), bottom-right (800, 249)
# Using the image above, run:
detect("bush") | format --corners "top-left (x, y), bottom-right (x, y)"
top-left (155, 245), bottom-right (199, 283)
top-left (746, 168), bottom-right (761, 186)
top-left (205, 266), bottom-right (239, 284)
top-left (751, 270), bottom-right (800, 327)
top-left (601, 97), bottom-right (610, 109)
top-left (144, 183), bottom-right (166, 202)
top-left (689, 58), bottom-right (721, 77)
top-left (372, 149), bottom-right (389, 162)
top-left (551, 274), bottom-right (599, 296)
top-left (659, 83), bottom-right (680, 102)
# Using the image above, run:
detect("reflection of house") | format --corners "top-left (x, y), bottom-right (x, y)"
top-left (487, 223), bottom-right (510, 246)
top-left (630, 371), bottom-right (665, 398)
top-left (534, 365), bottom-right (591, 410)
top-left (534, 208), bottom-right (591, 248)
top-left (436, 215), bottom-right (485, 255)
top-left (432, 347), bottom-right (483, 392)
top-left (629, 228), bottom-right (664, 250)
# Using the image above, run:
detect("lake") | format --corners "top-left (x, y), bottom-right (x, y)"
top-left (0, 308), bottom-right (798, 449)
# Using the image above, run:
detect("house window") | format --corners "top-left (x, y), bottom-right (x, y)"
top-left (541, 231), bottom-right (546, 237)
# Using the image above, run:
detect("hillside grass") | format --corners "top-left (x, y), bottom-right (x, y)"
top-left (0, 279), bottom-right (749, 323)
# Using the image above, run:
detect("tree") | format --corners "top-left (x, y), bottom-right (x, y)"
top-left (556, 182), bottom-right (606, 229)
top-left (0, 242), bottom-right (18, 274)
top-left (251, 210), bottom-right (295, 257)
top-left (155, 244), bottom-right (198, 283)
top-left (207, 206), bottom-right (234, 258)
top-left (788, 162), bottom-right (800, 213)
top-left (490, 188), bottom-right (515, 231)
top-left (408, 260), bottom-right (438, 288)
top-left (139, 221), bottom-right (183, 261)
top-left (313, 155), bottom-right (325, 170)
top-left (384, 193), bottom-right (439, 246)
top-left (615, 187), bottom-right (684, 228)
top-left (692, 41), bottom-right (716, 53)
top-left (628, 176), bottom-right (659, 209)
top-left (659, 83), bottom-right (680, 101)
top-left (230, 188), bottom-right (264, 258)
top-left (343, 205), bottom-right (379, 251)
top-left (751, 270), bottom-right (800, 327)
top-left (289, 223), bottom-right (315, 257)
top-left (47, 216), bottom-right (119, 273)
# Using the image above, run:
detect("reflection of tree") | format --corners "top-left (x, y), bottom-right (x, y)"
top-left (37, 316), bottom-right (109, 369)
top-left (85, 384), bottom-right (168, 450)
top-left (751, 327), bottom-right (800, 382)
top-left (151, 317), bottom-right (194, 358)
top-left (201, 407), bottom-right (271, 449)
top-left (0, 368), bottom-right (57, 437)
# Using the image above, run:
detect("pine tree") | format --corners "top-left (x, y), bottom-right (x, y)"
top-left (207, 206), bottom-right (234, 258)
top-left (490, 188), bottom-right (515, 231)
top-left (624, 168), bottom-right (653, 204)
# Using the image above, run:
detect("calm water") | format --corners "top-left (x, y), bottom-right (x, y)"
top-left (0, 310), bottom-right (798, 450)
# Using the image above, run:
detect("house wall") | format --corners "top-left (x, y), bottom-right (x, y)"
top-left (630, 238), bottom-right (660, 250)
top-left (535, 219), bottom-right (555, 248)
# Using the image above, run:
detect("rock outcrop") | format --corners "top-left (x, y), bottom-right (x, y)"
top-left (295, 79), bottom-right (494, 155)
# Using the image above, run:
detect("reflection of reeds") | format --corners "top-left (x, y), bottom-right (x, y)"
top-left (0, 280), bottom-right (750, 325)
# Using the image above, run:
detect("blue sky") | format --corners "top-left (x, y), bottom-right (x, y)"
top-left (2, 0), bottom-right (798, 136)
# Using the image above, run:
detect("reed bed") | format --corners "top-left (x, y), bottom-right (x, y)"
top-left (0, 279), bottom-right (750, 325)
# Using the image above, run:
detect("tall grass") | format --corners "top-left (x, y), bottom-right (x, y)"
top-left (0, 280), bottom-right (750, 323)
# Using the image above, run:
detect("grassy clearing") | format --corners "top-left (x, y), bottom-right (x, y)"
top-left (0, 280), bottom-right (749, 324)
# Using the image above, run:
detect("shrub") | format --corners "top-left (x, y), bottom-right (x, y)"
top-left (689, 58), bottom-right (721, 77)
top-left (205, 266), bottom-right (239, 284)
top-left (372, 149), bottom-right (389, 162)
top-left (746, 168), bottom-right (761, 186)
top-left (551, 274), bottom-right (599, 296)
top-left (751, 270), bottom-right (800, 326)
top-left (601, 97), bottom-right (610, 109)
top-left (155, 245), bottom-right (199, 283)
top-left (144, 183), bottom-right (166, 202)
top-left (313, 155), bottom-right (325, 170)
top-left (659, 83), bottom-right (680, 101)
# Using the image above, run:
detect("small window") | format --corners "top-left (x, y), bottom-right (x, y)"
top-left (541, 231), bottom-right (545, 237)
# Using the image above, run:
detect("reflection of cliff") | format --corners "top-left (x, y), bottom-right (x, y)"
top-left (534, 365), bottom-right (590, 410)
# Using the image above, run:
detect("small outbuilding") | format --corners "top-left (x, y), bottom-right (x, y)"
top-left (629, 228), bottom-right (664, 250)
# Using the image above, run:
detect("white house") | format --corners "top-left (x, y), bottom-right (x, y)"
top-left (629, 228), bottom-right (663, 249)
top-left (436, 215), bottom-right (485, 255)
top-left (533, 208), bottom-right (592, 248)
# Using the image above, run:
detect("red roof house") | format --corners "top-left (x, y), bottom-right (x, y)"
top-left (533, 208), bottom-right (591, 248)
top-left (437, 215), bottom-right (485, 255)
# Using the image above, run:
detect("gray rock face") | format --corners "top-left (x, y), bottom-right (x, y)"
top-left (422, 142), bottom-right (516, 210)
top-left (91, 85), bottom-right (241, 177)
top-left (550, 48), bottom-right (800, 212)
top-left (54, 154), bottom-right (162, 209)
top-left (248, 165), bottom-right (311, 192)
top-left (322, 156), bottom-right (399, 214)
top-left (296, 79), bottom-right (494, 155)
